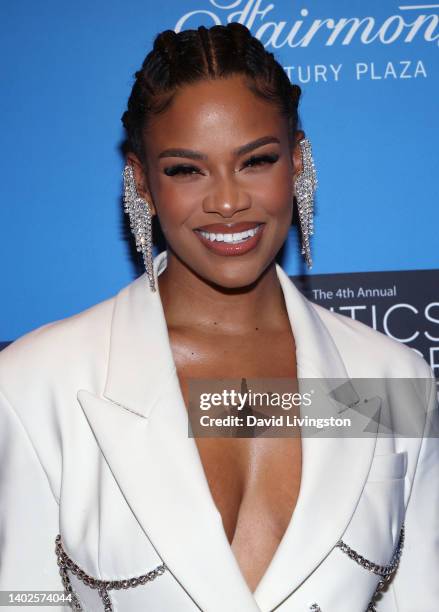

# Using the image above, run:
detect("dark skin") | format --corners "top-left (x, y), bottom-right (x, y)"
top-left (127, 74), bottom-right (304, 593)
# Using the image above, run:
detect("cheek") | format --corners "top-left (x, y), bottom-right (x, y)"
top-left (152, 183), bottom-right (197, 234)
top-left (256, 169), bottom-right (294, 218)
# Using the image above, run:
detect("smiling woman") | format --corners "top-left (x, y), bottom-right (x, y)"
top-left (0, 22), bottom-right (438, 612)
top-left (132, 75), bottom-right (298, 277)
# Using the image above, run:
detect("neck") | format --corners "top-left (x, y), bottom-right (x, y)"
top-left (157, 249), bottom-right (290, 335)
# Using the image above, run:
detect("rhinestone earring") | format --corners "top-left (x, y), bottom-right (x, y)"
top-left (123, 163), bottom-right (156, 292)
top-left (295, 137), bottom-right (317, 269)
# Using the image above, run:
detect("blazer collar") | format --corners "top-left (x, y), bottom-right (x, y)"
top-left (78, 249), bottom-right (380, 612)
top-left (102, 249), bottom-right (352, 415)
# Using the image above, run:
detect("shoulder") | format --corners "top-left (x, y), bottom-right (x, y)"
top-left (0, 291), bottom-right (117, 402)
top-left (0, 292), bottom-right (122, 504)
top-left (310, 299), bottom-right (433, 379)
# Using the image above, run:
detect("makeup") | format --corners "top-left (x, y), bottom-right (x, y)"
top-left (193, 222), bottom-right (265, 256)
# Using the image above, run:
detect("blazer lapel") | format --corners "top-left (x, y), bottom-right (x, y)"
top-left (252, 265), bottom-right (380, 611)
top-left (77, 250), bottom-right (260, 612)
top-left (77, 250), bottom-right (379, 612)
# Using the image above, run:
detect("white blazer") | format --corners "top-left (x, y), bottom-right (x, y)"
top-left (0, 249), bottom-right (438, 612)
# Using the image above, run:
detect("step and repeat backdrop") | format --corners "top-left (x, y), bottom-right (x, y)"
top-left (1, 1), bottom-right (438, 375)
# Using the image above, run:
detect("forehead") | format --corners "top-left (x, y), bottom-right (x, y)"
top-left (145, 75), bottom-right (287, 155)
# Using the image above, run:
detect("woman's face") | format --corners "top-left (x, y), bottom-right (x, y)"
top-left (129, 74), bottom-right (303, 289)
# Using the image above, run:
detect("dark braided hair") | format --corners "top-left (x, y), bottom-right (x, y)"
top-left (121, 23), bottom-right (301, 164)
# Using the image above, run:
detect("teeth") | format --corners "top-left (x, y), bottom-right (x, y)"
top-left (198, 225), bottom-right (261, 243)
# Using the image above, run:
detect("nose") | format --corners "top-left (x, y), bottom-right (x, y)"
top-left (202, 173), bottom-right (251, 218)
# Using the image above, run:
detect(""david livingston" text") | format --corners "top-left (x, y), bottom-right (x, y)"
top-left (200, 414), bottom-right (352, 429)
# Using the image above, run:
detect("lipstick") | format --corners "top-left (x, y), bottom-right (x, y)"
top-left (193, 222), bottom-right (265, 256)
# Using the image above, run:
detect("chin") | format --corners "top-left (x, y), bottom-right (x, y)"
top-left (199, 260), bottom-right (269, 291)
top-left (169, 240), bottom-right (278, 290)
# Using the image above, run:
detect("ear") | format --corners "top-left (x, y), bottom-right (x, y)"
top-left (125, 153), bottom-right (157, 216)
top-left (291, 129), bottom-right (305, 180)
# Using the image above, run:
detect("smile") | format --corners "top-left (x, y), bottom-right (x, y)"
top-left (195, 224), bottom-right (263, 244)
top-left (193, 223), bottom-right (265, 256)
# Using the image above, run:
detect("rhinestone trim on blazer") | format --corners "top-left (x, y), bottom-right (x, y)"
top-left (309, 523), bottom-right (405, 612)
top-left (55, 525), bottom-right (404, 612)
top-left (55, 534), bottom-right (167, 612)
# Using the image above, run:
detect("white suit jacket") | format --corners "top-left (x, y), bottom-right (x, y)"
top-left (0, 249), bottom-right (438, 612)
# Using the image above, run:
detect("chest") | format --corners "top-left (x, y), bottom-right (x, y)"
top-left (168, 327), bottom-right (302, 590)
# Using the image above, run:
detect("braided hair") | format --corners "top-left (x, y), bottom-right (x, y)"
top-left (121, 23), bottom-right (301, 164)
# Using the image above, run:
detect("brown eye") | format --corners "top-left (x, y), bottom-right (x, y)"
top-left (244, 153), bottom-right (279, 168)
top-left (164, 164), bottom-right (200, 177)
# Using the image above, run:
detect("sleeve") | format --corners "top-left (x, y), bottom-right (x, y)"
top-left (387, 369), bottom-right (439, 610)
top-left (0, 387), bottom-right (69, 611)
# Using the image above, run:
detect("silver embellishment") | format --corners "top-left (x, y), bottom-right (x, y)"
top-left (307, 524), bottom-right (405, 612)
top-left (295, 137), bottom-right (317, 270)
top-left (123, 163), bottom-right (156, 292)
top-left (337, 524), bottom-right (405, 612)
top-left (55, 534), bottom-right (167, 612)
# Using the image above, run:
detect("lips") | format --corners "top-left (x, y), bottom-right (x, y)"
top-left (193, 222), bottom-right (265, 256)
top-left (195, 221), bottom-right (263, 233)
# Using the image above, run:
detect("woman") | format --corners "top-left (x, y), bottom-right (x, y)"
top-left (0, 22), bottom-right (437, 612)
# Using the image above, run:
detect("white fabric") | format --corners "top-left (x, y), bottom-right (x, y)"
top-left (0, 249), bottom-right (437, 611)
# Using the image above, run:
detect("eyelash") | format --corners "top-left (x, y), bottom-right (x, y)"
top-left (164, 154), bottom-right (279, 177)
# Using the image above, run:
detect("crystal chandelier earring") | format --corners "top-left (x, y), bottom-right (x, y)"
top-left (123, 163), bottom-right (156, 292)
top-left (294, 137), bottom-right (317, 269)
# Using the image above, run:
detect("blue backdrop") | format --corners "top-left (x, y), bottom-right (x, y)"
top-left (1, 1), bottom-right (438, 369)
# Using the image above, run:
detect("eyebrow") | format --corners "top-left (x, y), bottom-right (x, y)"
top-left (157, 136), bottom-right (280, 160)
top-left (159, 149), bottom-right (207, 159)
top-left (236, 136), bottom-right (280, 156)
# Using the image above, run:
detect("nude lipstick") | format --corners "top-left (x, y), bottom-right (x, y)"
top-left (193, 222), bottom-right (265, 256)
